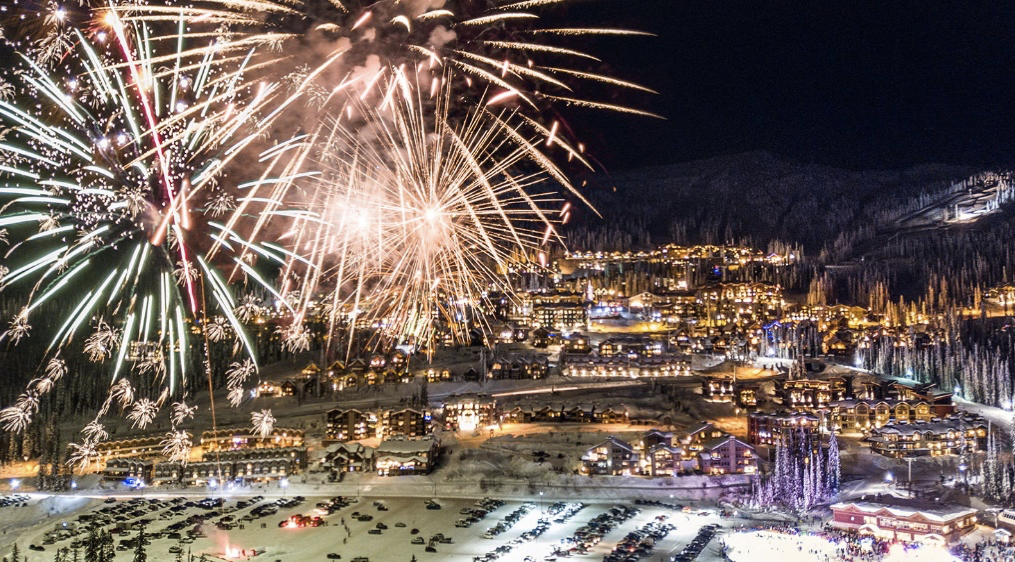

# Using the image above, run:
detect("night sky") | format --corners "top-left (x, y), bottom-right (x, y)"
top-left (571, 0), bottom-right (1015, 171)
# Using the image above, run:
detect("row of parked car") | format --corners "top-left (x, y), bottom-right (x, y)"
top-left (477, 502), bottom-right (582, 562)
top-left (671, 524), bottom-right (719, 562)
top-left (0, 494), bottom-right (29, 508)
top-left (605, 517), bottom-right (675, 562)
top-left (550, 502), bottom-right (586, 524)
top-left (456, 497), bottom-right (505, 528)
top-left (482, 502), bottom-right (534, 538)
top-left (554, 505), bottom-right (641, 558)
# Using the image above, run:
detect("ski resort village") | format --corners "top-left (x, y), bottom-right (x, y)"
top-left (1, 239), bottom-right (1015, 562)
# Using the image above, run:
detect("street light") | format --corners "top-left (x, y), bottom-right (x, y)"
top-left (280, 477), bottom-right (289, 497)
top-left (11, 479), bottom-right (20, 491)
top-left (539, 491), bottom-right (544, 515)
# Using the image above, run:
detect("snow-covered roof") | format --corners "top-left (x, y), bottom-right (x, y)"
top-left (830, 501), bottom-right (976, 522)
top-left (377, 438), bottom-right (436, 454)
top-left (873, 416), bottom-right (986, 436)
top-left (699, 434), bottom-right (753, 452)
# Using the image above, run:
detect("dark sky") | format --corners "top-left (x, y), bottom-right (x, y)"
top-left (566, 0), bottom-right (1015, 171)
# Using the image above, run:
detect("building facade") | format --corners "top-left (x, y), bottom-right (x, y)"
top-left (866, 416), bottom-right (988, 458)
top-left (443, 394), bottom-right (498, 431)
top-left (696, 435), bottom-right (757, 475)
top-left (747, 411), bottom-right (822, 447)
top-left (581, 436), bottom-right (638, 475)
top-left (830, 500), bottom-right (977, 544)
top-left (374, 437), bottom-right (440, 476)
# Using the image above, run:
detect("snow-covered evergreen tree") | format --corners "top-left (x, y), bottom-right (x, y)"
top-left (827, 431), bottom-right (841, 494)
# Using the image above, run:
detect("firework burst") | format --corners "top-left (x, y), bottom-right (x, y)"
top-left (268, 81), bottom-right (571, 352)
top-left (0, 18), bottom-right (291, 460)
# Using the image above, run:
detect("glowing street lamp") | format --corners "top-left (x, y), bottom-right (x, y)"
top-left (280, 477), bottom-right (289, 497)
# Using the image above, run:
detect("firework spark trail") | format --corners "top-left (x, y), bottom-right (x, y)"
top-left (267, 80), bottom-right (570, 353)
top-left (110, 0), bottom-right (658, 160)
top-left (0, 23), bottom-right (290, 464)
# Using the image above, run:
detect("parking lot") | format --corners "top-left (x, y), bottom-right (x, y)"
top-left (8, 493), bottom-right (732, 561)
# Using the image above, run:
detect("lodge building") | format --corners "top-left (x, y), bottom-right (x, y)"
top-left (830, 498), bottom-right (977, 544)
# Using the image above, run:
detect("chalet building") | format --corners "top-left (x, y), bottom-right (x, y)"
top-left (778, 377), bottom-right (847, 410)
top-left (152, 450), bottom-right (305, 486)
top-left (823, 329), bottom-right (860, 356)
top-left (986, 284), bottom-right (1015, 304)
top-left (737, 386), bottom-right (758, 408)
top-left (581, 436), bottom-right (638, 475)
top-left (565, 356), bottom-right (634, 378)
top-left (374, 436), bottom-right (440, 476)
top-left (681, 422), bottom-right (726, 456)
top-left (152, 462), bottom-right (185, 486)
top-left (102, 459), bottom-right (153, 482)
top-left (866, 416), bottom-right (989, 458)
top-left (564, 354), bottom-right (690, 378)
top-left (96, 435), bottom-right (173, 461)
top-left (322, 442), bottom-right (375, 473)
top-left (635, 354), bottom-right (692, 377)
top-left (255, 380), bottom-right (278, 397)
top-left (829, 399), bottom-right (936, 432)
top-left (325, 408), bottom-right (374, 442)
top-left (502, 406), bottom-right (533, 424)
top-left (830, 498), bottom-right (977, 544)
top-left (598, 336), bottom-right (665, 358)
top-left (531, 327), bottom-right (557, 348)
top-left (200, 427), bottom-right (304, 452)
top-left (634, 429), bottom-right (693, 476)
top-left (325, 408), bottom-right (431, 442)
top-left (637, 429), bottom-right (673, 451)
top-left (702, 376), bottom-right (735, 403)
top-left (181, 461), bottom-right (236, 485)
top-left (278, 380), bottom-right (297, 397)
top-left (696, 435), bottom-right (757, 475)
top-left (488, 355), bottom-right (549, 379)
top-left (531, 291), bottom-right (587, 330)
top-left (854, 380), bottom-right (955, 417)
top-left (628, 290), bottom-right (698, 320)
top-left (442, 393), bottom-right (498, 431)
top-left (747, 411), bottom-right (822, 447)
top-left (380, 408), bottom-right (430, 438)
top-left (696, 282), bottom-right (784, 327)
top-left (420, 368), bottom-right (452, 383)
top-left (596, 405), bottom-right (629, 424)
top-left (229, 456), bottom-right (300, 480)
top-left (324, 351), bottom-right (412, 390)
top-left (562, 333), bottom-right (592, 354)
top-left (500, 403), bottom-right (628, 425)
top-left (202, 447), bottom-right (307, 472)
top-left (641, 444), bottom-right (691, 476)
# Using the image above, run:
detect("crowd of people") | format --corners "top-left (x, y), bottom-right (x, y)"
top-left (950, 539), bottom-right (1015, 562)
top-left (719, 526), bottom-right (959, 562)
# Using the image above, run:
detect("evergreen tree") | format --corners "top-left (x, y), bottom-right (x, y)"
top-left (827, 431), bottom-right (841, 494)
top-left (133, 526), bottom-right (147, 562)
top-left (9, 543), bottom-right (19, 562)
top-left (101, 530), bottom-right (114, 562)
top-left (85, 529), bottom-right (101, 562)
